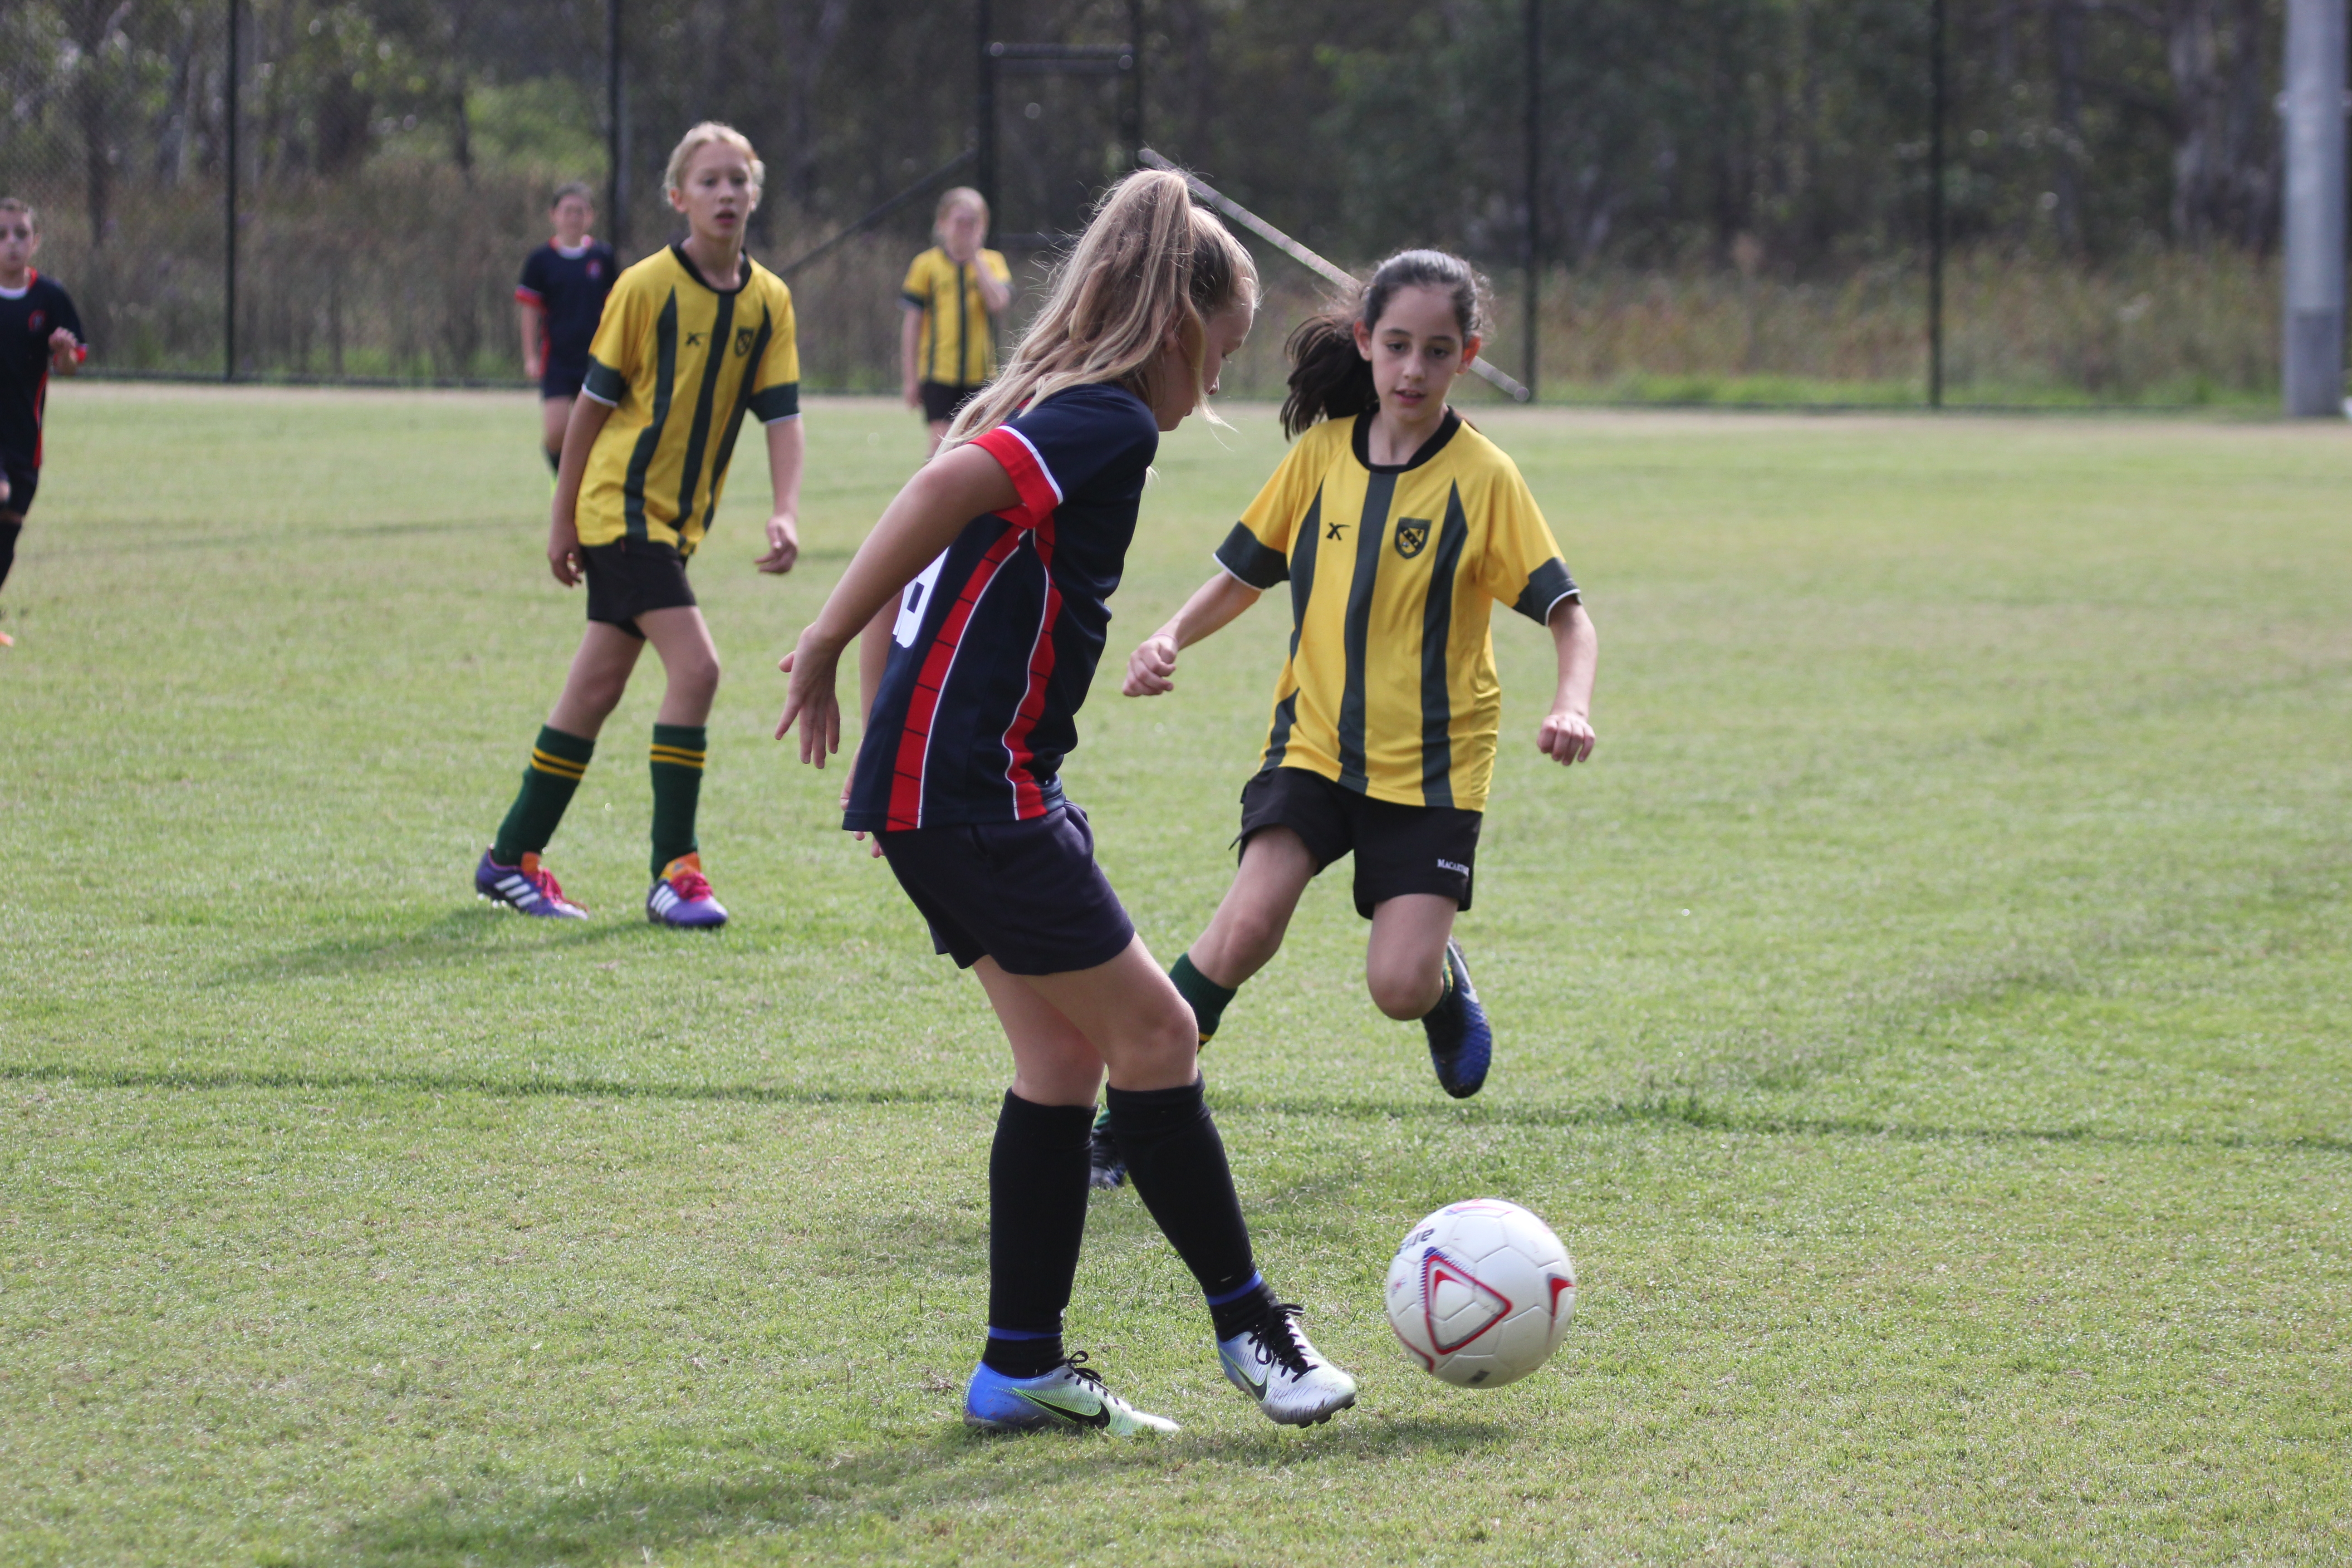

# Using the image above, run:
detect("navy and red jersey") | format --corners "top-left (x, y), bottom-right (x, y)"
top-left (516, 240), bottom-right (617, 376)
top-left (844, 382), bottom-right (1160, 832)
top-left (0, 272), bottom-right (84, 468)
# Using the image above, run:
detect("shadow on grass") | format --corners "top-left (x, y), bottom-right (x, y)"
top-left (2, 1057), bottom-right (2343, 1154)
top-left (331, 1416), bottom-right (1512, 1567)
top-left (206, 907), bottom-right (672, 983)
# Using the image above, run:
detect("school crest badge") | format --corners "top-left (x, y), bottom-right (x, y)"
top-left (733, 325), bottom-right (755, 357)
top-left (1394, 517), bottom-right (1431, 559)
top-left (26, 310), bottom-right (45, 334)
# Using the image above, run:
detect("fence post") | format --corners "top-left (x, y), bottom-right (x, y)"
top-left (2282, 0), bottom-right (2347, 417)
top-left (607, 0), bottom-right (624, 252)
top-left (1926, 0), bottom-right (1945, 408)
top-left (976, 0), bottom-right (996, 213)
top-left (1524, 0), bottom-right (1541, 401)
top-left (224, 0), bottom-right (238, 382)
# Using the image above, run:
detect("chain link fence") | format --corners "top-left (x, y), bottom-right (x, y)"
top-left (0, 0), bottom-right (2302, 404)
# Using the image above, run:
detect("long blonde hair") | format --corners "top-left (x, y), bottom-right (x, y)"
top-left (945, 167), bottom-right (1254, 444)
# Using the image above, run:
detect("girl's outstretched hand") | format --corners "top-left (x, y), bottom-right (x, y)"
top-left (1537, 709), bottom-right (1596, 766)
top-left (775, 633), bottom-right (843, 764)
top-left (1123, 632), bottom-right (1181, 696)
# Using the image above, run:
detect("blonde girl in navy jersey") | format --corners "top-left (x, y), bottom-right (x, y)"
top-left (776, 170), bottom-right (1358, 1436)
top-left (1093, 251), bottom-right (1598, 1183)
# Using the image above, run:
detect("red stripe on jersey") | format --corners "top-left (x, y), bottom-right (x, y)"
top-left (972, 426), bottom-right (1062, 529)
top-left (999, 515), bottom-right (1061, 818)
top-left (886, 528), bottom-right (1027, 830)
top-left (515, 286), bottom-right (546, 307)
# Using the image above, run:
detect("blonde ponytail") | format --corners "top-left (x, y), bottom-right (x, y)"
top-left (945, 167), bottom-right (1255, 444)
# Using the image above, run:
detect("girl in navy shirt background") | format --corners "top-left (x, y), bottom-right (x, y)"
top-left (776, 169), bottom-right (1360, 1436)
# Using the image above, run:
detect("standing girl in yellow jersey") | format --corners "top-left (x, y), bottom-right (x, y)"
top-left (1101, 250), bottom-right (1597, 1173)
top-left (473, 122), bottom-right (805, 928)
top-left (899, 187), bottom-right (1012, 457)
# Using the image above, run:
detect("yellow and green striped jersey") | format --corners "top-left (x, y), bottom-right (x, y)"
top-left (900, 245), bottom-right (1010, 386)
top-left (577, 244), bottom-right (800, 555)
top-left (1215, 410), bottom-right (1578, 813)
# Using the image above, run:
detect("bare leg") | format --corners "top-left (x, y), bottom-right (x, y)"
top-left (540, 395), bottom-right (574, 464)
top-left (1186, 828), bottom-right (1318, 989)
top-left (631, 604), bottom-right (722, 725)
top-left (995, 936), bottom-right (1199, 1092)
top-left (972, 960), bottom-right (1105, 1107)
top-left (1363, 893), bottom-right (1459, 1019)
top-left (544, 621), bottom-right (647, 739)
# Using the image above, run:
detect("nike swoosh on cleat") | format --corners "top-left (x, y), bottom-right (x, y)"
top-left (1016, 1390), bottom-right (1111, 1429)
top-left (1224, 1353), bottom-right (1269, 1399)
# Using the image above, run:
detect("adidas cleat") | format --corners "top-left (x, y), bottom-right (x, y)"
top-left (1087, 1107), bottom-right (1127, 1191)
top-left (1421, 939), bottom-right (1492, 1099)
top-left (647, 852), bottom-right (727, 928)
top-left (1218, 1304), bottom-right (1357, 1427)
top-left (475, 849), bottom-right (587, 918)
top-left (962, 1354), bottom-right (1178, 1436)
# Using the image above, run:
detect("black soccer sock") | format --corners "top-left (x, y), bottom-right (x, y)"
top-left (490, 725), bottom-right (594, 864)
top-left (981, 1093), bottom-right (1094, 1378)
top-left (647, 723), bottom-right (706, 877)
top-left (1105, 1078), bottom-right (1260, 1312)
top-left (0, 518), bottom-right (20, 593)
top-left (1170, 952), bottom-right (1240, 1044)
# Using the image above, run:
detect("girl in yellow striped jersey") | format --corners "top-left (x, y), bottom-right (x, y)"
top-left (1102, 250), bottom-right (1597, 1160)
top-left (472, 122), bottom-right (805, 929)
top-left (899, 187), bottom-right (1012, 457)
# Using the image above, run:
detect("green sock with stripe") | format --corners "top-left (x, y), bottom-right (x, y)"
top-left (1170, 952), bottom-right (1239, 1046)
top-left (648, 723), bottom-right (707, 877)
top-left (491, 725), bottom-right (595, 864)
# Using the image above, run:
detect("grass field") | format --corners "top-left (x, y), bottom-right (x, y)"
top-left (4, 385), bottom-right (2348, 1566)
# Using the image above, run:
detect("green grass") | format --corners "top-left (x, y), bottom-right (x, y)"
top-left (3, 387), bottom-right (2348, 1565)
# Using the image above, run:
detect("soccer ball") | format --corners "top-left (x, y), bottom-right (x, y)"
top-left (1383, 1199), bottom-right (1576, 1388)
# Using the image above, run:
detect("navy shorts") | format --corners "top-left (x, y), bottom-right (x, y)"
top-left (877, 804), bottom-right (1137, 975)
top-left (541, 358), bottom-right (589, 401)
top-left (1239, 766), bottom-right (1482, 920)
top-left (0, 461), bottom-right (36, 519)
top-left (581, 539), bottom-right (696, 638)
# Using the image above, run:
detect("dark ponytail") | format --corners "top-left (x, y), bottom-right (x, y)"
top-left (1279, 248), bottom-right (1490, 439)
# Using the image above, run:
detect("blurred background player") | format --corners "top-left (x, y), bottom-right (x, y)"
top-left (516, 181), bottom-right (618, 475)
top-left (899, 187), bottom-right (1012, 458)
top-left (0, 196), bottom-right (86, 651)
top-left (778, 170), bottom-right (1357, 1436)
top-left (474, 123), bottom-right (804, 926)
top-left (1094, 249), bottom-right (1599, 1185)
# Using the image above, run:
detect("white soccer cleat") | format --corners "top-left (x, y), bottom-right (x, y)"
top-left (1217, 1305), bottom-right (1358, 1427)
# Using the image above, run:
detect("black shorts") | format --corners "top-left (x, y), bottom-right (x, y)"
top-left (919, 381), bottom-right (984, 425)
top-left (877, 804), bottom-right (1137, 976)
top-left (581, 539), bottom-right (696, 638)
top-left (0, 461), bottom-right (35, 519)
top-left (1238, 766), bottom-right (1482, 920)
top-left (541, 359), bottom-right (589, 401)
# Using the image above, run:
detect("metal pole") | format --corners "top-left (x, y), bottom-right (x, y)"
top-left (1524, 0), bottom-right (1541, 400)
top-left (1927, 0), bottom-right (1945, 408)
top-left (2282, 0), bottom-right (2348, 416)
top-left (607, 0), bottom-right (623, 252)
top-left (224, 0), bottom-right (238, 382)
top-left (976, 0), bottom-right (996, 213)
top-left (1123, 0), bottom-right (1144, 167)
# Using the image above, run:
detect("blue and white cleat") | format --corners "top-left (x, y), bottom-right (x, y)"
top-left (1421, 938), bottom-right (1492, 1099)
top-left (647, 853), bottom-right (728, 928)
top-left (963, 1354), bottom-right (1179, 1436)
top-left (1218, 1304), bottom-right (1357, 1427)
top-left (475, 850), bottom-right (588, 918)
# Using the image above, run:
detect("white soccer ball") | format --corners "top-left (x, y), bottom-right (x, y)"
top-left (1383, 1198), bottom-right (1576, 1388)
